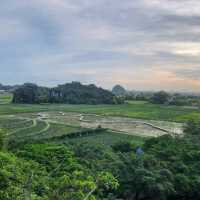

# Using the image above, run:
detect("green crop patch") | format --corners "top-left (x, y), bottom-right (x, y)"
top-left (32, 123), bottom-right (83, 140)
top-left (9, 120), bottom-right (47, 139)
top-left (0, 119), bottom-right (33, 131)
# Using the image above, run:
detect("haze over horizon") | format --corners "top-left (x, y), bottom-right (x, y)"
top-left (1, 0), bottom-right (200, 92)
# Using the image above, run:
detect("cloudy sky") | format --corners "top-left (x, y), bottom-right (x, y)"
top-left (1, 0), bottom-right (200, 91)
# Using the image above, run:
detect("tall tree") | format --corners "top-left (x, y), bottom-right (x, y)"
top-left (151, 91), bottom-right (170, 104)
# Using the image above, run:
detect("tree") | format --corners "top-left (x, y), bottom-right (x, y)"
top-left (131, 168), bottom-right (175, 200)
top-left (151, 91), bottom-right (170, 104)
top-left (184, 119), bottom-right (200, 136)
top-left (12, 83), bottom-right (39, 104)
top-left (112, 141), bottom-right (135, 153)
top-left (12, 82), bottom-right (121, 105)
top-left (112, 85), bottom-right (127, 96)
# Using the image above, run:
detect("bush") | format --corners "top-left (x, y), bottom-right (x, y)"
top-left (151, 91), bottom-right (170, 104)
top-left (184, 119), bottom-right (200, 136)
top-left (0, 129), bottom-right (5, 150)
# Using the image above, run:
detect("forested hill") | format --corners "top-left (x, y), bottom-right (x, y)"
top-left (0, 83), bottom-right (19, 91)
top-left (12, 82), bottom-right (121, 104)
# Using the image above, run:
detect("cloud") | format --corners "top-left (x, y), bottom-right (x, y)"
top-left (142, 0), bottom-right (200, 16)
top-left (0, 0), bottom-right (200, 91)
top-left (175, 68), bottom-right (200, 80)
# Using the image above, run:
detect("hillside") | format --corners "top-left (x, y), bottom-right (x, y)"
top-left (12, 82), bottom-right (120, 105)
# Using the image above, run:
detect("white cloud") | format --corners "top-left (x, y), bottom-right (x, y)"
top-left (142, 0), bottom-right (200, 16)
top-left (0, 0), bottom-right (200, 91)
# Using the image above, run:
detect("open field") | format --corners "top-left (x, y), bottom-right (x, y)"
top-left (0, 101), bottom-right (200, 122)
top-left (0, 100), bottom-right (196, 146)
top-left (0, 115), bottom-right (85, 144)
top-left (80, 114), bottom-right (183, 136)
top-left (0, 109), bottom-right (184, 143)
top-left (0, 113), bottom-right (146, 148)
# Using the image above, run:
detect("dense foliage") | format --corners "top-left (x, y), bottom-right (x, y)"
top-left (112, 85), bottom-right (127, 96)
top-left (12, 82), bottom-right (121, 105)
top-left (150, 91), bottom-right (170, 104)
top-left (0, 141), bottom-right (119, 200)
top-left (0, 83), bottom-right (19, 91)
top-left (1, 119), bottom-right (200, 199)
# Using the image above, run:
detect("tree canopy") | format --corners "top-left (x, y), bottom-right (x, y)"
top-left (12, 82), bottom-right (121, 105)
top-left (112, 85), bottom-right (127, 96)
top-left (151, 91), bottom-right (170, 104)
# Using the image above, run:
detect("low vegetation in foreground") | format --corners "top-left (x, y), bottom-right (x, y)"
top-left (1, 119), bottom-right (200, 200)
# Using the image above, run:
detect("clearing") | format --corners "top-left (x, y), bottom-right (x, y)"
top-left (0, 111), bottom-right (183, 141)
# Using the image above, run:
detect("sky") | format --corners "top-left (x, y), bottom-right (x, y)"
top-left (1, 0), bottom-right (200, 91)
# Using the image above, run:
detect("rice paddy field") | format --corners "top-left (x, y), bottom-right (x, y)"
top-left (0, 113), bottom-right (146, 148)
top-left (0, 110), bottom-right (183, 144)
top-left (0, 115), bottom-right (84, 143)
top-left (0, 100), bottom-right (200, 122)
top-left (0, 99), bottom-right (199, 147)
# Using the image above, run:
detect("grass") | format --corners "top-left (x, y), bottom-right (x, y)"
top-left (0, 114), bottom-right (146, 146)
top-left (63, 130), bottom-right (146, 147)
top-left (0, 111), bottom-right (147, 148)
top-left (34, 123), bottom-right (83, 140)
top-left (0, 92), bottom-right (13, 104)
top-left (9, 120), bottom-right (47, 139)
top-left (0, 118), bottom-right (33, 131)
top-left (0, 101), bottom-right (200, 122)
top-left (3, 117), bottom-right (85, 143)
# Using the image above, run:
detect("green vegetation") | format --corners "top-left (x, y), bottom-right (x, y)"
top-left (65, 131), bottom-right (145, 147)
top-left (112, 85), bottom-right (127, 96)
top-left (0, 101), bottom-right (200, 122)
top-left (0, 90), bottom-right (200, 199)
top-left (0, 92), bottom-right (13, 104)
top-left (28, 123), bottom-right (85, 141)
top-left (184, 119), bottom-right (200, 136)
top-left (0, 143), bottom-right (118, 200)
top-left (150, 91), bottom-right (170, 104)
top-left (5, 122), bottom-right (87, 146)
top-left (0, 129), bottom-right (5, 149)
top-left (1, 120), bottom-right (200, 199)
top-left (13, 82), bottom-right (120, 104)
top-left (9, 120), bottom-right (48, 139)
